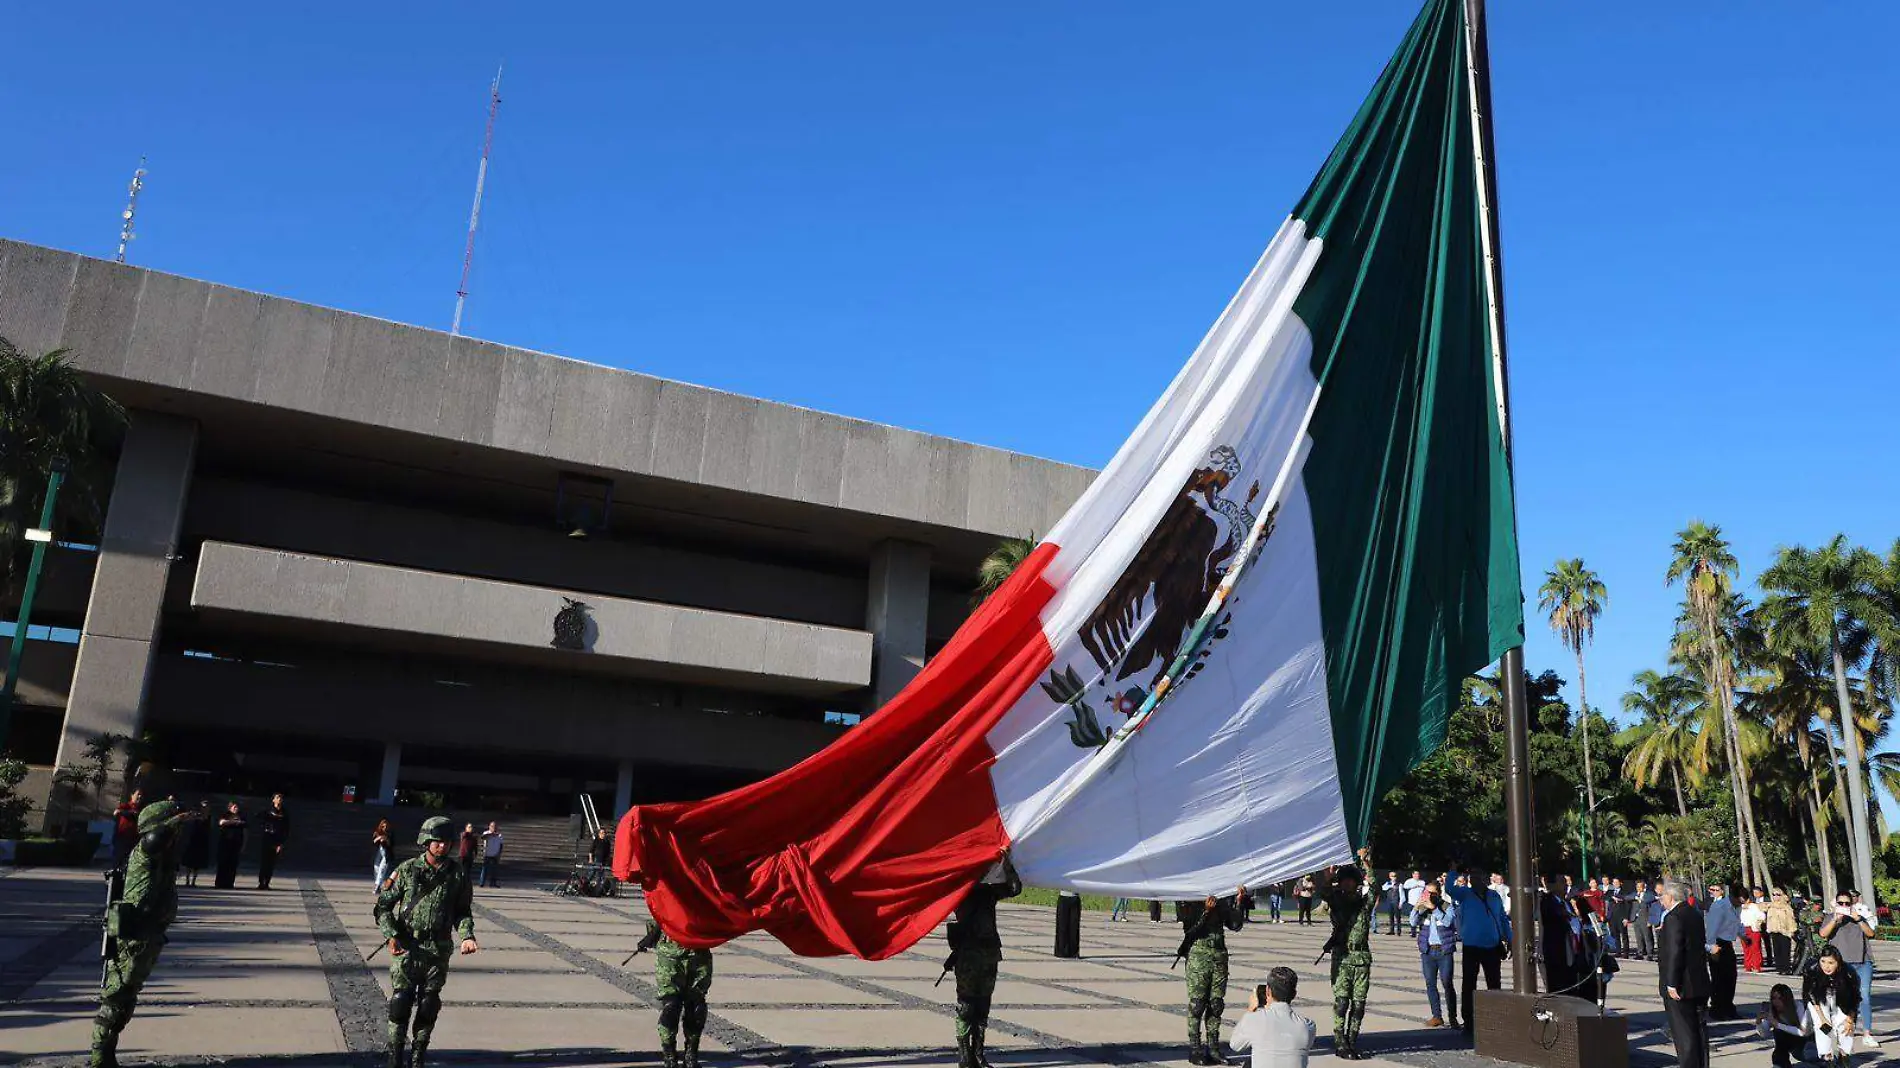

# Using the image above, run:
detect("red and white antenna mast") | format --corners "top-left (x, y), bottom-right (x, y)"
top-left (451, 64), bottom-right (503, 336)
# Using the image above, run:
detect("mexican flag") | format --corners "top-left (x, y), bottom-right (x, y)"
top-left (615, 0), bottom-right (1524, 959)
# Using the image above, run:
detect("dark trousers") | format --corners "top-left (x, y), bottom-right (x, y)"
top-left (258, 844), bottom-right (279, 888)
top-left (1298, 898), bottom-right (1314, 924)
top-left (1768, 932), bottom-right (1792, 973)
top-left (1385, 905), bottom-right (1401, 935)
top-left (1771, 1027), bottom-right (1802, 1067)
top-left (1708, 940), bottom-right (1738, 1018)
top-left (1150, 900), bottom-right (1163, 922)
top-left (1634, 921), bottom-right (1656, 958)
top-left (1460, 945), bottom-right (1503, 1030)
top-left (479, 857), bottom-right (501, 887)
top-left (1421, 946), bottom-right (1456, 1022)
top-left (1664, 996), bottom-right (1709, 1068)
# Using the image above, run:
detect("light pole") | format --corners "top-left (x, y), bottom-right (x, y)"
top-left (0, 456), bottom-right (69, 750)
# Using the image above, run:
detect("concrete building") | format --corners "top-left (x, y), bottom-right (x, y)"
top-left (0, 238), bottom-right (1091, 822)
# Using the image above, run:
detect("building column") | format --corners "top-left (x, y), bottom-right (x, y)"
top-left (864, 540), bottom-right (930, 712)
top-left (53, 411), bottom-right (196, 799)
top-left (613, 759), bottom-right (634, 821)
top-left (376, 741), bottom-right (402, 804)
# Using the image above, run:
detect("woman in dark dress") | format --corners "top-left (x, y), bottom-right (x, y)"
top-left (181, 800), bottom-right (213, 885)
top-left (214, 800), bottom-right (247, 888)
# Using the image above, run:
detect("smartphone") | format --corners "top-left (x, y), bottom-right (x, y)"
top-left (1256, 984), bottom-right (1268, 1006)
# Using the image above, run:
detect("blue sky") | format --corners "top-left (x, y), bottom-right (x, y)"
top-left (5, 3), bottom-right (1897, 743)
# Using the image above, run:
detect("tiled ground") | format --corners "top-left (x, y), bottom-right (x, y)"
top-left (1, 866), bottom-right (1887, 1066)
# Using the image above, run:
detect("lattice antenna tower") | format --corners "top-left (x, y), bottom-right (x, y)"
top-left (115, 157), bottom-right (148, 264)
top-left (451, 65), bottom-right (503, 336)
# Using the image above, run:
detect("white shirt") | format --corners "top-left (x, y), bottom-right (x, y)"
top-left (1403, 878), bottom-right (1426, 908)
top-left (1230, 1002), bottom-right (1315, 1068)
top-left (1490, 879), bottom-right (1511, 915)
top-left (1739, 902), bottom-right (1766, 929)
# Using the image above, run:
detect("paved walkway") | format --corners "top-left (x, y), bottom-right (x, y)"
top-left (0, 867), bottom-right (1886, 1066)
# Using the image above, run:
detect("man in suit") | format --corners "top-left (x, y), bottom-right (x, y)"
top-left (1702, 882), bottom-right (1741, 1019)
top-left (1659, 880), bottom-right (1712, 1068)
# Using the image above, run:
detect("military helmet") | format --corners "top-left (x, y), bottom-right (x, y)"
top-left (417, 816), bottom-right (458, 846)
top-left (136, 799), bottom-right (180, 834)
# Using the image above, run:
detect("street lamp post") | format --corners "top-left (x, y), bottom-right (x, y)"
top-left (0, 457), bottom-right (70, 751)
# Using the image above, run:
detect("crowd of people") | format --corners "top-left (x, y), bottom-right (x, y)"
top-left (84, 798), bottom-right (1889, 1068)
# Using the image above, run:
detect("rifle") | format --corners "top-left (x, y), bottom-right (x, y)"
top-left (620, 944), bottom-right (650, 967)
top-left (1314, 931), bottom-right (1340, 966)
top-left (100, 868), bottom-right (125, 990)
top-left (935, 951), bottom-right (958, 987)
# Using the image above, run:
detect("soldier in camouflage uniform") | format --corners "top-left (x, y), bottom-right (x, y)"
top-left (1176, 888), bottom-right (1246, 1065)
top-left (92, 799), bottom-right (199, 1068)
top-left (635, 918), bottom-right (713, 1068)
top-left (1321, 847), bottom-right (1376, 1060)
top-left (374, 816), bottom-right (478, 1068)
top-left (946, 855), bottom-right (1022, 1068)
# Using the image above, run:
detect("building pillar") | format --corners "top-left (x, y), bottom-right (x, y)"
top-left (376, 742), bottom-right (402, 804)
top-left (864, 540), bottom-right (931, 712)
top-left (614, 759), bottom-right (634, 821)
top-left (53, 411), bottom-right (196, 801)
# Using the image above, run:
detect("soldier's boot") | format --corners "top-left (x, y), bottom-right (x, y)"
top-left (1346, 1004), bottom-right (1368, 1061)
top-left (683, 1033), bottom-right (702, 1068)
top-left (1188, 998), bottom-right (1209, 1064)
top-left (1205, 1000), bottom-right (1225, 1064)
top-left (659, 1036), bottom-right (679, 1068)
top-left (410, 991), bottom-right (442, 1068)
top-left (1333, 998), bottom-right (1354, 1060)
top-left (973, 1025), bottom-right (998, 1068)
top-left (89, 1020), bottom-right (120, 1068)
top-left (683, 997), bottom-right (708, 1068)
top-left (386, 990), bottom-right (414, 1068)
top-left (956, 1031), bottom-right (978, 1068)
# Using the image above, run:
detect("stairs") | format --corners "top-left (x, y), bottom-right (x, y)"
top-left (166, 794), bottom-right (599, 879)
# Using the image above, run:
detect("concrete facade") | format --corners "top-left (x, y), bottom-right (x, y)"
top-left (0, 237), bottom-right (1094, 820)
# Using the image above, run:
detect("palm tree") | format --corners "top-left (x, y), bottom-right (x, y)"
top-left (0, 337), bottom-right (124, 593)
top-left (1758, 536), bottom-right (1881, 906)
top-left (1745, 647), bottom-right (1843, 901)
top-left (1666, 522), bottom-right (1771, 890)
top-left (1540, 559), bottom-right (1607, 831)
top-left (1619, 670), bottom-right (1704, 819)
top-left (972, 536), bottom-right (1037, 608)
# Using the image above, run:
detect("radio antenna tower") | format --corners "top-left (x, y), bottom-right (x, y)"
top-left (115, 157), bottom-right (148, 264)
top-left (451, 65), bottom-right (503, 336)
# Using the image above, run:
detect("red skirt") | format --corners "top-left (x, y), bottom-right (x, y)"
top-left (1742, 928), bottom-right (1764, 972)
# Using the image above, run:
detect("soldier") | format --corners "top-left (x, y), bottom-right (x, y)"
top-left (945, 855), bottom-right (1023, 1068)
top-left (1322, 847), bottom-right (1376, 1060)
top-left (92, 799), bottom-right (198, 1068)
top-left (375, 816), bottom-right (479, 1068)
top-left (1176, 887), bottom-right (1247, 1065)
top-left (634, 918), bottom-right (713, 1068)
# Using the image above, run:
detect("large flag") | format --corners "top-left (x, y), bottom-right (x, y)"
top-left (615, 0), bottom-right (1523, 959)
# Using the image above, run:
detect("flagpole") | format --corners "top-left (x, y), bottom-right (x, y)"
top-left (1460, 0), bottom-right (1537, 994)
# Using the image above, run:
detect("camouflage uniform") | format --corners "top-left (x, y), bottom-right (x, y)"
top-left (637, 920), bottom-right (713, 1068)
top-left (948, 859), bottom-right (1022, 1068)
top-left (92, 800), bottom-right (193, 1068)
top-left (1323, 867), bottom-right (1376, 1060)
top-left (374, 818), bottom-right (475, 1068)
top-left (1177, 896), bottom-right (1245, 1065)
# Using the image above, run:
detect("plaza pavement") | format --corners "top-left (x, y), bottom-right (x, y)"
top-left (2, 866), bottom-right (1888, 1067)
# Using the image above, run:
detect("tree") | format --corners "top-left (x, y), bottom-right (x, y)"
top-left (1666, 522), bottom-right (1771, 890)
top-left (1745, 646), bottom-right (1845, 900)
top-left (972, 536), bottom-right (1037, 607)
top-left (1619, 670), bottom-right (1704, 819)
top-left (0, 338), bottom-right (125, 593)
top-left (1540, 559), bottom-right (1607, 834)
top-left (1758, 536), bottom-right (1881, 906)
